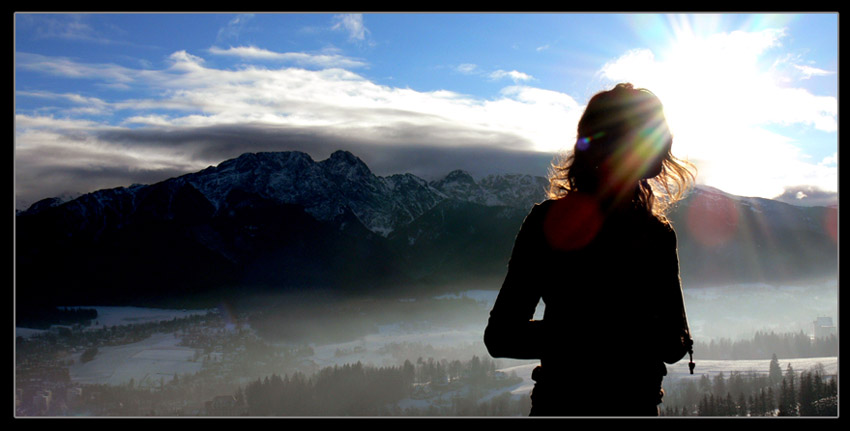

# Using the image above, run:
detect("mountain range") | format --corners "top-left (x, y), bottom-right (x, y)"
top-left (15, 150), bottom-right (838, 313)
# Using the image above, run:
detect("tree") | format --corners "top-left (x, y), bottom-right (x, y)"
top-left (798, 370), bottom-right (815, 416)
top-left (768, 354), bottom-right (782, 386)
top-left (724, 392), bottom-right (735, 416)
top-left (765, 387), bottom-right (776, 416)
top-left (778, 379), bottom-right (793, 416)
top-left (698, 374), bottom-right (712, 395)
top-left (736, 391), bottom-right (747, 417)
top-left (785, 363), bottom-right (797, 415)
top-left (712, 371), bottom-right (726, 398)
top-left (811, 367), bottom-right (824, 402)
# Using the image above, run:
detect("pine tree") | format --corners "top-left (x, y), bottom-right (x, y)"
top-left (699, 374), bottom-right (712, 395)
top-left (713, 371), bottom-right (726, 398)
top-left (812, 368), bottom-right (824, 402)
top-left (736, 391), bottom-right (747, 417)
top-left (785, 363), bottom-right (797, 415)
top-left (799, 370), bottom-right (815, 416)
top-left (759, 388), bottom-right (768, 416)
top-left (769, 354), bottom-right (782, 386)
top-left (827, 374), bottom-right (837, 397)
top-left (766, 386), bottom-right (776, 416)
top-left (778, 378), bottom-right (792, 416)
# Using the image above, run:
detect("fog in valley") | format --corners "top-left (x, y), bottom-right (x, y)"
top-left (15, 274), bottom-right (838, 416)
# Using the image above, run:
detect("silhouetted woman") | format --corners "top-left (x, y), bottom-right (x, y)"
top-left (484, 83), bottom-right (696, 416)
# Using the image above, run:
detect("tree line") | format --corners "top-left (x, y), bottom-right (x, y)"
top-left (661, 355), bottom-right (836, 416)
top-left (693, 331), bottom-right (836, 360)
top-left (241, 355), bottom-right (525, 416)
top-left (16, 306), bottom-right (99, 330)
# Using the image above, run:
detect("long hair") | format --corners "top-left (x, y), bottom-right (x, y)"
top-left (548, 83), bottom-right (696, 222)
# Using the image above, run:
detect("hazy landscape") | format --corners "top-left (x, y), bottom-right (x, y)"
top-left (15, 13), bottom-right (838, 418)
top-left (14, 149), bottom-right (838, 417)
top-left (46, 280), bottom-right (839, 387)
top-left (15, 273), bottom-right (837, 416)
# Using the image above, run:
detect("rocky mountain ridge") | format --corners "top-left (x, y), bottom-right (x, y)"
top-left (15, 150), bottom-right (837, 312)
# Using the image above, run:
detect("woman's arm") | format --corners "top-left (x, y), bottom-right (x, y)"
top-left (658, 226), bottom-right (693, 365)
top-left (484, 202), bottom-right (549, 360)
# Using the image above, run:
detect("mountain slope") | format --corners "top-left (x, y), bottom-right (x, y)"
top-left (15, 150), bottom-right (837, 313)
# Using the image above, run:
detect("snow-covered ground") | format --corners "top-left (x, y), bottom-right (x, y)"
top-left (308, 321), bottom-right (489, 369)
top-left (450, 280), bottom-right (837, 342)
top-left (20, 278), bottom-right (837, 392)
top-left (68, 332), bottom-right (202, 387)
top-left (668, 356), bottom-right (837, 380)
top-left (683, 279), bottom-right (838, 341)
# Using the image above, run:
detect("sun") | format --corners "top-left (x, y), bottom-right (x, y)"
top-left (594, 14), bottom-right (818, 200)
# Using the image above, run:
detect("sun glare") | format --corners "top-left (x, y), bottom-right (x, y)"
top-left (591, 14), bottom-right (835, 201)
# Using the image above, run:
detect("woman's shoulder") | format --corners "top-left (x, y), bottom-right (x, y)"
top-left (526, 195), bottom-right (598, 224)
top-left (649, 215), bottom-right (679, 247)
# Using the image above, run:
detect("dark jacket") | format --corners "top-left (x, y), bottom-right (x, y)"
top-left (484, 196), bottom-right (692, 416)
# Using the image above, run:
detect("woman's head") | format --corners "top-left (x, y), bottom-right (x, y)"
top-left (549, 83), bottom-right (695, 219)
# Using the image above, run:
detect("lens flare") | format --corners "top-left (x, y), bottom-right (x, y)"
top-left (543, 192), bottom-right (604, 251)
top-left (824, 207), bottom-right (837, 244)
top-left (685, 190), bottom-right (739, 247)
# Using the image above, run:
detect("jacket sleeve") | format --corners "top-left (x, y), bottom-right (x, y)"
top-left (657, 226), bottom-right (693, 365)
top-left (483, 203), bottom-right (548, 360)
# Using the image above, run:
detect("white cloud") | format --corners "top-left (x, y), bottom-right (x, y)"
top-left (489, 69), bottom-right (533, 83)
top-left (794, 64), bottom-right (835, 80)
top-left (216, 14), bottom-right (254, 43)
top-left (15, 23), bottom-right (836, 206)
top-left (19, 14), bottom-right (99, 41)
top-left (16, 52), bottom-right (138, 84)
top-left (456, 63), bottom-right (478, 74)
top-left (208, 45), bottom-right (368, 68)
top-left (16, 90), bottom-right (112, 116)
top-left (15, 49), bottom-right (586, 206)
top-left (332, 14), bottom-right (369, 42)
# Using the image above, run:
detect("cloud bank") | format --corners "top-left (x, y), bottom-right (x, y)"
top-left (14, 18), bottom-right (836, 210)
top-left (14, 47), bottom-right (577, 209)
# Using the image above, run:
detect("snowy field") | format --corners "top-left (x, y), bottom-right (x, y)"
top-left (68, 332), bottom-right (202, 387)
top-left (683, 279), bottom-right (838, 341)
top-left (665, 356), bottom-right (837, 381)
top-left (61, 320), bottom-right (837, 400)
top-left (19, 278), bottom-right (837, 391)
top-left (308, 322), bottom-right (490, 369)
top-left (456, 280), bottom-right (838, 342)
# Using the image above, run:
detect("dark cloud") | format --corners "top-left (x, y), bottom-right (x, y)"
top-left (93, 123), bottom-right (556, 179)
top-left (16, 123), bottom-right (557, 209)
top-left (772, 186), bottom-right (838, 207)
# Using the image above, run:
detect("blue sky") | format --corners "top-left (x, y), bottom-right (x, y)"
top-left (14, 13), bottom-right (838, 209)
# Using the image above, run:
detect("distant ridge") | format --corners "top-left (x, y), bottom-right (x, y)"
top-left (15, 150), bottom-right (837, 315)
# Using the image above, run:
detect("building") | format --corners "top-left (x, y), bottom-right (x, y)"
top-left (812, 316), bottom-right (836, 339)
top-left (67, 387), bottom-right (83, 406)
top-left (32, 390), bottom-right (52, 414)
